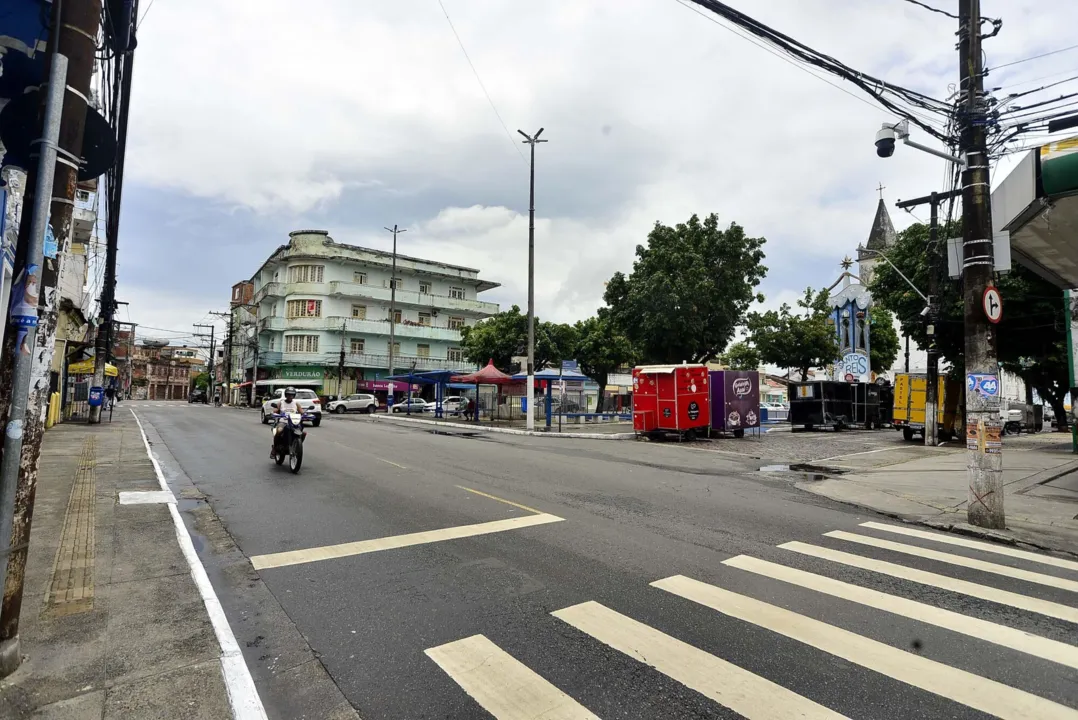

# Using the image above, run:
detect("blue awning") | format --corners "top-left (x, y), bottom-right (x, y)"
top-left (510, 368), bottom-right (592, 382)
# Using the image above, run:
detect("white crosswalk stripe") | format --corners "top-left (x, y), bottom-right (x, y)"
top-left (858, 521), bottom-right (1078, 572)
top-left (552, 601), bottom-right (845, 719)
top-left (426, 525), bottom-right (1078, 718)
top-left (425, 635), bottom-right (599, 720)
top-left (723, 554), bottom-right (1078, 670)
top-left (652, 574), bottom-right (1078, 720)
top-left (781, 540), bottom-right (1078, 624)
top-left (825, 530), bottom-right (1078, 593)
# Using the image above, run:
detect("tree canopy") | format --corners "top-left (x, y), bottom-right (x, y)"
top-left (745, 288), bottom-right (835, 380)
top-left (868, 221), bottom-right (1070, 425)
top-left (869, 308), bottom-right (901, 374)
top-left (719, 341), bottom-right (761, 370)
top-left (459, 305), bottom-right (577, 372)
top-left (571, 314), bottom-right (634, 412)
top-left (604, 213), bottom-right (766, 364)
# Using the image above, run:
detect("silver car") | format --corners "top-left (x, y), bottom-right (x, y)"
top-left (328, 393), bottom-right (378, 415)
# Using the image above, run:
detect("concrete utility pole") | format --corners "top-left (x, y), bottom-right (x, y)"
top-left (0, 55), bottom-right (67, 676)
top-left (895, 188), bottom-right (961, 447)
top-left (338, 320), bottom-right (346, 398)
top-left (384, 225), bottom-right (405, 380)
top-left (959, 0), bottom-right (1004, 529)
top-left (250, 325), bottom-right (259, 406)
top-left (194, 323), bottom-right (215, 396)
top-left (518, 128), bottom-right (547, 432)
top-left (210, 310), bottom-right (235, 404)
top-left (0, 0), bottom-right (105, 676)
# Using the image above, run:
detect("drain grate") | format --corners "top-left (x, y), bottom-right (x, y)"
top-left (43, 436), bottom-right (97, 617)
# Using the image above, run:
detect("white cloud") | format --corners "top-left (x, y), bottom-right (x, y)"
top-left (121, 0), bottom-right (1078, 335)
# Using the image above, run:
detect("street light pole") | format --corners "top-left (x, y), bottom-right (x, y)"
top-left (384, 225), bottom-right (406, 383)
top-left (518, 128), bottom-right (547, 432)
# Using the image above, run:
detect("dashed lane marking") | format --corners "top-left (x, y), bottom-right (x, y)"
top-left (456, 485), bottom-right (544, 514)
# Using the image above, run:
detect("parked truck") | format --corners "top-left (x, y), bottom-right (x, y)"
top-left (892, 373), bottom-right (963, 442)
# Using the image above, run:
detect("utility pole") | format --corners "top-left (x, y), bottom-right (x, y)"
top-left (904, 335), bottom-right (910, 373)
top-left (0, 0), bottom-right (106, 676)
top-left (210, 310), bottom-right (234, 405)
top-left (194, 324), bottom-right (215, 398)
top-left (0, 54), bottom-right (67, 677)
top-left (250, 324), bottom-right (259, 406)
top-left (338, 320), bottom-right (346, 398)
top-left (383, 225), bottom-right (405, 381)
top-left (896, 188), bottom-right (961, 447)
top-left (959, 0), bottom-right (1004, 529)
top-left (518, 128), bottom-right (547, 432)
top-left (89, 11), bottom-right (135, 424)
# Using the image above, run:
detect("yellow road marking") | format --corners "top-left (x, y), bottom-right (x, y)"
top-left (456, 485), bottom-right (542, 514)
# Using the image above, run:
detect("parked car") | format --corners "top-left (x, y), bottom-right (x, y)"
top-left (188, 389), bottom-right (208, 404)
top-left (425, 396), bottom-right (466, 414)
top-left (390, 398), bottom-right (429, 414)
top-left (327, 393), bottom-right (378, 414)
top-left (261, 388), bottom-right (322, 426)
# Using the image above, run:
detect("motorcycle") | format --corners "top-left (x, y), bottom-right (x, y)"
top-left (271, 410), bottom-right (314, 473)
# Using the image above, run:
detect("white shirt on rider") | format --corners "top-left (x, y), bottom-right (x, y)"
top-left (277, 398), bottom-right (302, 414)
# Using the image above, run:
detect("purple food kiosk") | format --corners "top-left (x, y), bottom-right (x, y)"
top-left (708, 370), bottom-right (760, 437)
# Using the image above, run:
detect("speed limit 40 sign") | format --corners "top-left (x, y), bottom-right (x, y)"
top-left (983, 286), bottom-right (1002, 324)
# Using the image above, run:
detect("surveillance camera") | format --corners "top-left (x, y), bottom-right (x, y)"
top-left (875, 125), bottom-right (896, 158)
top-left (920, 305), bottom-right (931, 317)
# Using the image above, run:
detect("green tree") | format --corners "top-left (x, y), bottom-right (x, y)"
top-left (459, 305), bottom-right (578, 372)
top-left (719, 341), bottom-right (761, 370)
top-left (192, 371), bottom-right (210, 390)
top-left (572, 313), bottom-right (635, 412)
top-left (868, 221), bottom-right (1070, 427)
top-left (868, 307), bottom-right (901, 374)
top-left (746, 288), bottom-right (835, 380)
top-left (604, 213), bottom-right (766, 364)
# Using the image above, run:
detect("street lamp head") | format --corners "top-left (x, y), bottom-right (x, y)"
top-left (517, 129), bottom-right (530, 140)
top-left (535, 127), bottom-right (544, 139)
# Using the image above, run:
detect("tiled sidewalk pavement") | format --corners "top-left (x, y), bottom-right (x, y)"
top-left (0, 410), bottom-right (233, 719)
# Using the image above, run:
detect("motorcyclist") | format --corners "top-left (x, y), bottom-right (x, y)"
top-left (270, 387), bottom-right (302, 458)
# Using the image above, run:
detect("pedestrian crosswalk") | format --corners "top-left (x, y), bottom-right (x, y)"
top-left (425, 521), bottom-right (1078, 719)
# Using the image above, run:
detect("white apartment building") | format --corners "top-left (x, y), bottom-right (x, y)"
top-left (246, 229), bottom-right (499, 396)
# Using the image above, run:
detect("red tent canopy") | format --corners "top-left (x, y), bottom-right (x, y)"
top-left (452, 359), bottom-right (514, 385)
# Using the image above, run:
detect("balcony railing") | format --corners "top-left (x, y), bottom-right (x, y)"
top-left (253, 282), bottom-right (283, 304)
top-left (327, 282), bottom-right (498, 315)
top-left (258, 315), bottom-right (463, 342)
top-left (250, 350), bottom-right (474, 373)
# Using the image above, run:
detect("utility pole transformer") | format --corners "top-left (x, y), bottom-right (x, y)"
top-left (959, 0), bottom-right (1004, 529)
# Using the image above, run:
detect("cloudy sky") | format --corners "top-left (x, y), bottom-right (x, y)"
top-left (114, 0), bottom-right (1078, 348)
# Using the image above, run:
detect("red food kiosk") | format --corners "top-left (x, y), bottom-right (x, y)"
top-left (632, 364), bottom-right (711, 439)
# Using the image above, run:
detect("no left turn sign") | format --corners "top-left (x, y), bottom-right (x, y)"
top-left (983, 286), bottom-right (1002, 324)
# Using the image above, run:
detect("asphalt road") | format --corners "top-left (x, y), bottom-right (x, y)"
top-left (134, 401), bottom-right (1078, 720)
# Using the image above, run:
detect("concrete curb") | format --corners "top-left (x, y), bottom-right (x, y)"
top-left (371, 413), bottom-right (635, 440)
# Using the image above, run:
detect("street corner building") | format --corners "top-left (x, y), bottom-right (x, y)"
top-left (228, 229), bottom-right (500, 402)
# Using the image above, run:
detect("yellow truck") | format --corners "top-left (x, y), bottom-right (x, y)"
top-left (892, 373), bottom-right (963, 442)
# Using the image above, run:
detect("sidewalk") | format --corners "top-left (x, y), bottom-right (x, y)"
top-left (0, 410), bottom-right (239, 719)
top-left (372, 412), bottom-right (636, 439)
top-left (795, 432), bottom-right (1078, 556)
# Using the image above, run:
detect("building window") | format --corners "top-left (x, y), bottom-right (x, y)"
top-left (448, 316), bottom-right (465, 330)
top-left (285, 335), bottom-right (319, 353)
top-left (417, 344), bottom-right (430, 358)
top-left (419, 281), bottom-right (431, 294)
top-left (350, 338), bottom-right (365, 354)
top-left (287, 299), bottom-right (322, 318)
top-left (287, 265), bottom-right (324, 283)
top-left (351, 304), bottom-right (367, 319)
top-left (353, 271), bottom-right (367, 284)
top-left (392, 309), bottom-right (402, 323)
top-left (449, 286), bottom-right (465, 300)
top-left (418, 312), bottom-right (431, 326)
top-left (448, 348), bottom-right (464, 363)
top-left (389, 278), bottom-right (402, 290)
top-left (389, 341), bottom-right (400, 355)
top-left (269, 337), bottom-right (275, 350)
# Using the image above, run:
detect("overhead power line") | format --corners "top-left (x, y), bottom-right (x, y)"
top-left (435, 0), bottom-right (527, 164)
top-left (991, 43), bottom-right (1078, 71)
top-left (901, 0), bottom-right (958, 20)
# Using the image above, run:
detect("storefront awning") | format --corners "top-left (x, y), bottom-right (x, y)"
top-left (68, 359), bottom-right (117, 377)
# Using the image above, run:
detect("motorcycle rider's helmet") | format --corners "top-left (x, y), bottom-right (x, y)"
top-left (284, 386), bottom-right (297, 400)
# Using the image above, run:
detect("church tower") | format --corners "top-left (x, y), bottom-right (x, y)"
top-left (857, 196), bottom-right (897, 287)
